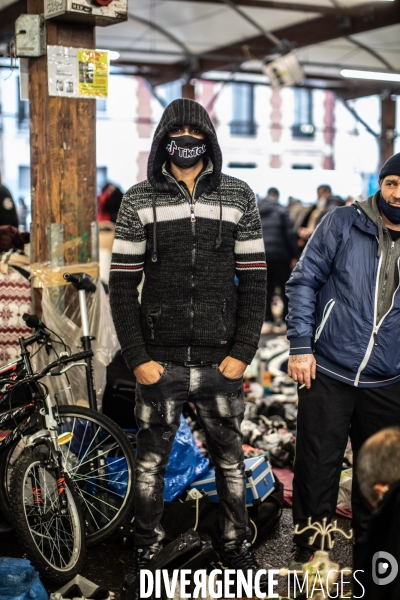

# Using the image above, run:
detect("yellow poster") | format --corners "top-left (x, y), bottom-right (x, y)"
top-left (78, 49), bottom-right (108, 98)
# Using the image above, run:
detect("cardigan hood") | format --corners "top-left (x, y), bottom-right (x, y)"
top-left (147, 99), bottom-right (223, 194)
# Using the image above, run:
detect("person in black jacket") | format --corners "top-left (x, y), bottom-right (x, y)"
top-left (109, 99), bottom-right (267, 591)
top-left (0, 184), bottom-right (18, 229)
top-left (258, 187), bottom-right (298, 327)
top-left (355, 427), bottom-right (400, 599)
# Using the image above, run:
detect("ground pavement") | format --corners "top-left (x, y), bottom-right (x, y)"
top-left (0, 507), bottom-right (353, 599)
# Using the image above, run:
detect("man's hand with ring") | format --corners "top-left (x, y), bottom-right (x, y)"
top-left (288, 354), bottom-right (316, 389)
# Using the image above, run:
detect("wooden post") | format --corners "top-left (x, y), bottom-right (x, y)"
top-left (182, 81), bottom-right (195, 100)
top-left (380, 95), bottom-right (396, 168)
top-left (28, 0), bottom-right (96, 264)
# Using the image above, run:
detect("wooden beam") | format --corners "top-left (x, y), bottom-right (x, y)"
top-left (166, 0), bottom-right (379, 16)
top-left (28, 0), bottom-right (96, 264)
top-left (113, 59), bottom-right (187, 86)
top-left (194, 0), bottom-right (400, 74)
top-left (109, 56), bottom-right (400, 97)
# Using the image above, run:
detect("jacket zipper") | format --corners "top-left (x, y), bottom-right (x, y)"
top-left (355, 249), bottom-right (400, 386)
top-left (314, 299), bottom-right (335, 342)
top-left (147, 316), bottom-right (155, 340)
top-left (221, 299), bottom-right (228, 342)
top-left (162, 167), bottom-right (212, 361)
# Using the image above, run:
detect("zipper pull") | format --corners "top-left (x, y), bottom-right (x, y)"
top-left (373, 328), bottom-right (378, 346)
top-left (190, 205), bottom-right (196, 222)
top-left (147, 316), bottom-right (155, 340)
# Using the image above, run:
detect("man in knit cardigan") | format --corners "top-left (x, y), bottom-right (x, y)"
top-left (109, 99), bottom-right (267, 587)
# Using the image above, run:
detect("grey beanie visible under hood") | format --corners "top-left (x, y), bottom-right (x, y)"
top-left (147, 99), bottom-right (223, 192)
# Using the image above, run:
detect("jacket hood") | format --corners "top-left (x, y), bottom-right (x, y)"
top-left (147, 99), bottom-right (223, 193)
top-left (357, 191), bottom-right (389, 258)
top-left (258, 198), bottom-right (280, 216)
top-left (357, 191), bottom-right (381, 229)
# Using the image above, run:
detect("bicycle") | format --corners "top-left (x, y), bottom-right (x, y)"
top-left (0, 273), bottom-right (136, 554)
top-left (0, 320), bottom-right (88, 582)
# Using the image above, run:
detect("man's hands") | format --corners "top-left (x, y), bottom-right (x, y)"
top-left (134, 356), bottom-right (248, 384)
top-left (134, 360), bottom-right (164, 385)
top-left (288, 354), bottom-right (316, 389)
top-left (219, 356), bottom-right (247, 379)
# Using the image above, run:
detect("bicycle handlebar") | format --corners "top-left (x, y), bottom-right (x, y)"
top-left (35, 349), bottom-right (94, 379)
top-left (22, 313), bottom-right (46, 330)
top-left (63, 272), bottom-right (96, 293)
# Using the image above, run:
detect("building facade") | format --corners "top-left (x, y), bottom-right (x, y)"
top-left (0, 65), bottom-right (396, 230)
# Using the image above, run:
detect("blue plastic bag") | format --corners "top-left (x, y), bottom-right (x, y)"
top-left (104, 455), bottom-right (129, 497)
top-left (0, 558), bottom-right (48, 600)
top-left (164, 415), bottom-right (210, 501)
top-left (105, 416), bottom-right (209, 501)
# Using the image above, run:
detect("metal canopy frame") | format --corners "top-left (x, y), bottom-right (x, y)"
top-left (1, 0), bottom-right (400, 98)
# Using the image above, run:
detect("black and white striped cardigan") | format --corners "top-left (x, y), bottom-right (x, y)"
top-left (109, 169), bottom-right (266, 370)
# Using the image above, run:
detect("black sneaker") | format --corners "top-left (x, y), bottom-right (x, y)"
top-left (220, 539), bottom-right (268, 591)
top-left (122, 543), bottom-right (162, 591)
top-left (288, 544), bottom-right (314, 573)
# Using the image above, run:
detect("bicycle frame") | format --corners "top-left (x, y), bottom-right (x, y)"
top-left (0, 327), bottom-right (94, 513)
top-left (0, 287), bottom-right (135, 544)
top-left (0, 358), bottom-right (39, 454)
top-left (78, 286), bottom-right (97, 411)
top-left (1, 349), bottom-right (70, 507)
top-left (0, 273), bottom-right (101, 520)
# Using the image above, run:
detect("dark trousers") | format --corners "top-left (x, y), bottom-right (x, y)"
top-left (293, 372), bottom-right (400, 549)
top-left (133, 362), bottom-right (250, 548)
top-left (266, 261), bottom-right (292, 322)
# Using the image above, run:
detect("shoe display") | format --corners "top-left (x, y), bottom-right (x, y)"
top-left (288, 544), bottom-right (314, 573)
top-left (219, 539), bottom-right (268, 591)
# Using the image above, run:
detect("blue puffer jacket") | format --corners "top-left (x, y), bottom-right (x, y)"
top-left (286, 198), bottom-right (400, 388)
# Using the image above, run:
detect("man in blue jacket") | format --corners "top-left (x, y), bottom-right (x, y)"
top-left (285, 152), bottom-right (400, 571)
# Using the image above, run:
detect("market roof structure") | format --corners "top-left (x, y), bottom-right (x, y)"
top-left (1, 0), bottom-right (400, 98)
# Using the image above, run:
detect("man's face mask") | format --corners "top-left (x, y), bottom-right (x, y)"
top-left (166, 135), bottom-right (207, 169)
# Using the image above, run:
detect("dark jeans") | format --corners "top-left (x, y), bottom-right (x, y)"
top-left (293, 372), bottom-right (400, 550)
top-left (266, 261), bottom-right (292, 322)
top-left (133, 362), bottom-right (250, 548)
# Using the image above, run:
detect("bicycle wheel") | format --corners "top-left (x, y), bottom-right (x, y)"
top-left (56, 405), bottom-right (136, 546)
top-left (0, 439), bottom-right (28, 524)
top-left (10, 448), bottom-right (86, 584)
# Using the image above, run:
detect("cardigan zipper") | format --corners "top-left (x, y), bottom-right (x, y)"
top-left (162, 166), bottom-right (212, 361)
top-left (355, 253), bottom-right (400, 386)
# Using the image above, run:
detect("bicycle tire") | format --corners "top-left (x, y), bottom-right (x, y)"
top-left (56, 405), bottom-right (136, 546)
top-left (10, 448), bottom-right (86, 584)
top-left (0, 438), bottom-right (29, 524)
top-left (0, 406), bottom-right (136, 546)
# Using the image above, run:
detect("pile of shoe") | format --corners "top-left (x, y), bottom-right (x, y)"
top-left (240, 407), bottom-right (295, 469)
top-left (268, 374), bottom-right (297, 401)
top-left (257, 337), bottom-right (290, 369)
